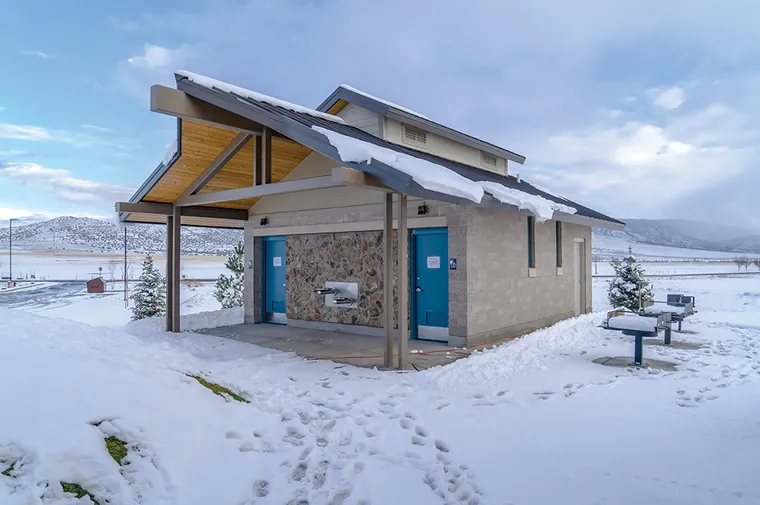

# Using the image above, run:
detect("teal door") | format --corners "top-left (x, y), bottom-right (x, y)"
top-left (412, 228), bottom-right (449, 341)
top-left (263, 236), bottom-right (286, 324)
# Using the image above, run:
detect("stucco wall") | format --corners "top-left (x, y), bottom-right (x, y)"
top-left (461, 208), bottom-right (592, 344)
top-left (243, 198), bottom-right (594, 346)
top-left (384, 118), bottom-right (507, 175)
top-left (338, 103), bottom-right (381, 136)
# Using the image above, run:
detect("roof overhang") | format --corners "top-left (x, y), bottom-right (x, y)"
top-left (119, 72), bottom-right (623, 230)
top-left (317, 85), bottom-right (527, 165)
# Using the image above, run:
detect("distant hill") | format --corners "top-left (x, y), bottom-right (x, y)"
top-left (593, 218), bottom-right (760, 255)
top-left (0, 216), bottom-right (242, 255)
top-left (3, 216), bottom-right (758, 258)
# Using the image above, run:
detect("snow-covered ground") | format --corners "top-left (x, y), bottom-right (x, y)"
top-left (593, 259), bottom-right (760, 276)
top-left (1, 273), bottom-right (759, 504)
top-left (594, 233), bottom-right (760, 261)
top-left (1, 253), bottom-right (227, 281)
top-left (1, 281), bottom-right (224, 327)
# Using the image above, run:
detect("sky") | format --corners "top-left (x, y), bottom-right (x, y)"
top-left (1, 0), bottom-right (759, 228)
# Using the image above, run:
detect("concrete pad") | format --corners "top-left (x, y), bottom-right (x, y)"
top-left (592, 356), bottom-right (678, 371)
top-left (643, 339), bottom-right (703, 350)
top-left (195, 323), bottom-right (472, 370)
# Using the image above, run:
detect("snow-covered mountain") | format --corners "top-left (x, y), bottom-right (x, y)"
top-left (0, 216), bottom-right (242, 255)
top-left (593, 218), bottom-right (760, 254)
top-left (3, 216), bottom-right (759, 257)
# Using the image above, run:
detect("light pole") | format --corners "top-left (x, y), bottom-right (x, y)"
top-left (9, 218), bottom-right (18, 282)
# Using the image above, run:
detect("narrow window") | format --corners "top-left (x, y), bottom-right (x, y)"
top-left (555, 221), bottom-right (563, 268)
top-left (527, 216), bottom-right (536, 269)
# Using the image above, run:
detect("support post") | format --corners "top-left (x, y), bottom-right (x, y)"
top-left (633, 334), bottom-right (643, 366)
top-left (397, 194), bottom-right (409, 370)
top-left (664, 323), bottom-right (672, 345)
top-left (171, 206), bottom-right (181, 332)
top-left (262, 126), bottom-right (272, 184)
top-left (165, 215), bottom-right (174, 332)
top-left (383, 192), bottom-right (394, 368)
top-left (253, 136), bottom-right (262, 186)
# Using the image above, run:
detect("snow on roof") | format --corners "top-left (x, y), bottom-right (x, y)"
top-left (339, 84), bottom-right (429, 120)
top-left (607, 315), bottom-right (658, 332)
top-left (478, 181), bottom-right (576, 223)
top-left (177, 70), bottom-right (346, 125)
top-left (313, 126), bottom-right (483, 203)
top-left (313, 126), bottom-right (574, 221)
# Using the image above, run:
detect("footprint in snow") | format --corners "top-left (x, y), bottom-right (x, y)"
top-left (532, 391), bottom-right (554, 400)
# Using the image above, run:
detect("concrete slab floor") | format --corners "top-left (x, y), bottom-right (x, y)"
top-left (195, 323), bottom-right (474, 370)
top-left (593, 356), bottom-right (678, 371)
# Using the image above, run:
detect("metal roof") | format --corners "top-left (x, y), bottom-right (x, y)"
top-left (124, 74), bottom-right (623, 229)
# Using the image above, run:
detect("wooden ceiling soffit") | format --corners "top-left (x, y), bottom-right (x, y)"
top-left (176, 131), bottom-right (253, 202)
top-left (203, 137), bottom-right (312, 194)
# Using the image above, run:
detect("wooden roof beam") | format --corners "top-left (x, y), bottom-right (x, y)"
top-left (174, 167), bottom-right (391, 207)
top-left (176, 131), bottom-right (253, 202)
top-left (151, 84), bottom-right (300, 143)
top-left (115, 201), bottom-right (248, 221)
top-left (151, 85), bottom-right (266, 134)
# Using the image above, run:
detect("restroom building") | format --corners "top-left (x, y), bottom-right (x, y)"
top-left (116, 71), bottom-right (623, 368)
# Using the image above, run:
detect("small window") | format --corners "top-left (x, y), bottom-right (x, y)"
top-left (481, 151), bottom-right (498, 168)
top-left (403, 124), bottom-right (427, 146)
top-left (527, 216), bottom-right (536, 269)
top-left (555, 221), bottom-right (563, 268)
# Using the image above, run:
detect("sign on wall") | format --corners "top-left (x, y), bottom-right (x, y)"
top-left (427, 256), bottom-right (441, 269)
top-left (273, 256), bottom-right (282, 267)
top-left (449, 258), bottom-right (457, 270)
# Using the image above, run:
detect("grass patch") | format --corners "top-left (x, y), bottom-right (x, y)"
top-left (105, 436), bottom-right (128, 465)
top-left (61, 482), bottom-right (100, 505)
top-left (190, 375), bottom-right (249, 403)
top-left (1, 462), bottom-right (14, 477)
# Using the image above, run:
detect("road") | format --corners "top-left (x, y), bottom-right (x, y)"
top-left (0, 282), bottom-right (89, 309)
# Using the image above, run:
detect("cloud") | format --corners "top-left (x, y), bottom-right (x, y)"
top-left (18, 50), bottom-right (53, 59)
top-left (0, 150), bottom-right (54, 160)
top-left (0, 208), bottom-right (56, 224)
top-left (0, 122), bottom-right (137, 151)
top-left (115, 43), bottom-right (196, 100)
top-left (0, 123), bottom-right (59, 142)
top-left (651, 87), bottom-right (685, 109)
top-left (0, 208), bottom-right (105, 224)
top-left (0, 162), bottom-right (135, 204)
top-left (524, 97), bottom-right (756, 221)
top-left (108, 0), bottom-right (760, 224)
top-left (81, 124), bottom-right (115, 133)
top-left (0, 106), bottom-right (5, 112)
top-left (108, 16), bottom-right (141, 32)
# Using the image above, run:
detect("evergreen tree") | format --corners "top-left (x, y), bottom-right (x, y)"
top-left (130, 253), bottom-right (167, 321)
top-left (607, 246), bottom-right (654, 311)
top-left (214, 242), bottom-right (244, 309)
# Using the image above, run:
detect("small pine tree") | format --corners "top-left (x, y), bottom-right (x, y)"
top-left (130, 253), bottom-right (167, 321)
top-left (214, 242), bottom-right (244, 309)
top-left (607, 246), bottom-right (654, 311)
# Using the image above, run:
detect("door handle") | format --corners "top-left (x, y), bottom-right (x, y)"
top-left (415, 286), bottom-right (423, 293)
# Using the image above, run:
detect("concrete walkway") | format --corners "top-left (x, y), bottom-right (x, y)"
top-left (195, 323), bottom-right (474, 370)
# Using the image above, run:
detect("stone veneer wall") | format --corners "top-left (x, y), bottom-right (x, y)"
top-left (285, 231), bottom-right (399, 327)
